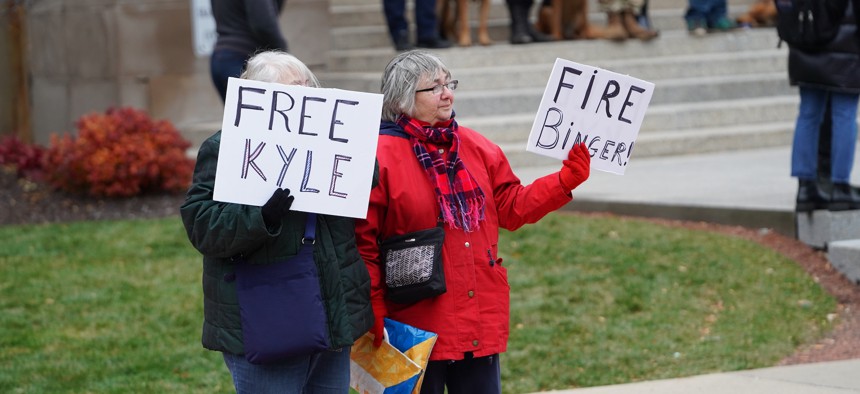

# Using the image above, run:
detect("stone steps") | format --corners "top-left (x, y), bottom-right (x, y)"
top-left (186, 1), bottom-right (793, 164)
top-left (324, 28), bottom-right (782, 72)
top-left (829, 239), bottom-right (860, 285)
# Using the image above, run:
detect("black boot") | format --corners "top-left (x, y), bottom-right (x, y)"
top-left (829, 183), bottom-right (860, 211)
top-left (796, 179), bottom-right (829, 212)
top-left (507, 1), bottom-right (532, 44)
top-left (392, 30), bottom-right (414, 52)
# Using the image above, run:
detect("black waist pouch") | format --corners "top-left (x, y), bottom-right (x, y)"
top-left (380, 224), bottom-right (446, 304)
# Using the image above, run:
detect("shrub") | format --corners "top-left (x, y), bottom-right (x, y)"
top-left (42, 107), bottom-right (194, 197)
top-left (0, 134), bottom-right (46, 181)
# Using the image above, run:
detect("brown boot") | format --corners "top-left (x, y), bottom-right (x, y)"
top-left (536, 4), bottom-right (562, 40)
top-left (603, 12), bottom-right (628, 41)
top-left (622, 10), bottom-right (658, 41)
top-left (567, 0), bottom-right (604, 39)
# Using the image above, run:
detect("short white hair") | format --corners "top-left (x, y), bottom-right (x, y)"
top-left (240, 50), bottom-right (321, 88)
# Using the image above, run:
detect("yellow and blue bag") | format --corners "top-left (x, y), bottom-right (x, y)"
top-left (350, 318), bottom-right (437, 394)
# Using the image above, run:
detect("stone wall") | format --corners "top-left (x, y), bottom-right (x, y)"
top-left (15, 0), bottom-right (329, 144)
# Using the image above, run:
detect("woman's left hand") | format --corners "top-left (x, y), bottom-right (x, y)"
top-left (559, 143), bottom-right (591, 191)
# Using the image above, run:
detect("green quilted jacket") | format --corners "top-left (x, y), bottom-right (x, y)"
top-left (179, 131), bottom-right (374, 355)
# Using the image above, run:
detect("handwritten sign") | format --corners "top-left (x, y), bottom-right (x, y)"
top-left (214, 77), bottom-right (383, 219)
top-left (527, 58), bottom-right (654, 175)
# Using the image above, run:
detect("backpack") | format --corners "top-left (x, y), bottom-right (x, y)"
top-left (774, 0), bottom-right (848, 51)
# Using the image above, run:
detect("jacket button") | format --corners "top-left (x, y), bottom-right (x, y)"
top-left (468, 290), bottom-right (474, 298)
top-left (464, 242), bottom-right (470, 248)
top-left (438, 148), bottom-right (444, 154)
top-left (472, 340), bottom-right (479, 346)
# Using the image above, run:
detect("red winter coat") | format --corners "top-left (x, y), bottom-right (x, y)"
top-left (355, 120), bottom-right (573, 361)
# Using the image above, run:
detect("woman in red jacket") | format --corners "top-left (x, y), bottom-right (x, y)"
top-left (354, 50), bottom-right (592, 394)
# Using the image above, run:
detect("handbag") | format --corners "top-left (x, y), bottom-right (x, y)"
top-left (380, 222), bottom-right (446, 304)
top-left (233, 213), bottom-right (330, 364)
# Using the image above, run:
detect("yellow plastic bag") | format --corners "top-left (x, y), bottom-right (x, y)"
top-left (350, 318), bottom-right (437, 394)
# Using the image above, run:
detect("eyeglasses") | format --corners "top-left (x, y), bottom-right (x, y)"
top-left (415, 80), bottom-right (458, 95)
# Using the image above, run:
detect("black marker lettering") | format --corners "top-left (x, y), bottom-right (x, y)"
top-left (234, 86), bottom-right (266, 127)
top-left (299, 96), bottom-right (326, 136)
top-left (553, 67), bottom-right (582, 103)
top-left (242, 139), bottom-right (267, 181)
top-left (581, 70), bottom-right (598, 110)
top-left (536, 107), bottom-right (563, 149)
top-left (269, 90), bottom-right (296, 132)
top-left (596, 80), bottom-right (620, 119)
top-left (329, 154), bottom-right (351, 198)
top-left (618, 85), bottom-right (646, 125)
top-left (275, 145), bottom-right (297, 187)
top-left (329, 99), bottom-right (358, 143)
top-left (300, 150), bottom-right (320, 193)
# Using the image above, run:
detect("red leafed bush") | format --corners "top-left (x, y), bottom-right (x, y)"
top-left (42, 107), bottom-right (194, 197)
top-left (0, 135), bottom-right (46, 181)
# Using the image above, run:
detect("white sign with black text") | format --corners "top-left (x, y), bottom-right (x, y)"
top-left (214, 77), bottom-right (382, 219)
top-left (527, 58), bottom-right (654, 175)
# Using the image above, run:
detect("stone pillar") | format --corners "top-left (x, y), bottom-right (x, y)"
top-left (22, 0), bottom-right (331, 145)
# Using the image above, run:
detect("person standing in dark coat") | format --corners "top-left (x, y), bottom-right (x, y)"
top-left (182, 51), bottom-right (374, 393)
top-left (209, 0), bottom-right (288, 102)
top-left (789, 0), bottom-right (860, 211)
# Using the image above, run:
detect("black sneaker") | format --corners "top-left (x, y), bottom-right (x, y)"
top-left (416, 38), bottom-right (452, 49)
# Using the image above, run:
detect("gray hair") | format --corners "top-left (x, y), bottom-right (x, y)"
top-left (240, 50), bottom-right (321, 88)
top-left (380, 50), bottom-right (451, 122)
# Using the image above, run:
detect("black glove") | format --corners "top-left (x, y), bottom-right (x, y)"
top-left (261, 188), bottom-right (294, 227)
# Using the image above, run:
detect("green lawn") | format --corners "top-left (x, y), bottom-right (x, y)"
top-left (0, 213), bottom-right (835, 393)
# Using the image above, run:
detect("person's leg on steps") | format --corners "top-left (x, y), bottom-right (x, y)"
top-left (827, 91), bottom-right (860, 210)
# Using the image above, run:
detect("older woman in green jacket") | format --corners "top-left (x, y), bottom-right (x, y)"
top-left (180, 50), bottom-right (373, 393)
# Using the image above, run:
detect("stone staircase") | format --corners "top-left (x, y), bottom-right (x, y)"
top-left (180, 0), bottom-right (860, 273)
top-left (185, 0), bottom-right (795, 164)
top-left (316, 0), bottom-right (795, 171)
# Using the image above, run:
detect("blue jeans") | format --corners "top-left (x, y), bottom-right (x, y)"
top-left (685, 0), bottom-right (728, 27)
top-left (210, 49), bottom-right (248, 103)
top-left (382, 0), bottom-right (439, 42)
top-left (222, 348), bottom-right (351, 394)
top-left (791, 87), bottom-right (860, 184)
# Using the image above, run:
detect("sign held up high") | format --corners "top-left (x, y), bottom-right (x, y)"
top-left (214, 77), bottom-right (382, 219)
top-left (527, 58), bottom-right (654, 175)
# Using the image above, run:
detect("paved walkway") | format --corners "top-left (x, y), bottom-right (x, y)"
top-left (514, 144), bottom-right (860, 393)
top-left (531, 358), bottom-right (860, 393)
top-left (518, 144), bottom-right (860, 237)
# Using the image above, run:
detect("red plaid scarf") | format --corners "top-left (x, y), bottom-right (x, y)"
top-left (396, 114), bottom-right (485, 232)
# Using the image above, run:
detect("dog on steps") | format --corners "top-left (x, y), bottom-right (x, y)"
top-left (535, 0), bottom-right (606, 40)
top-left (438, 0), bottom-right (493, 46)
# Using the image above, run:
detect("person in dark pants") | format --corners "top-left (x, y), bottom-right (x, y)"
top-left (209, 0), bottom-right (288, 102)
top-left (182, 51), bottom-right (374, 393)
top-left (382, 0), bottom-right (451, 51)
top-left (506, 0), bottom-right (553, 44)
top-left (355, 50), bottom-right (592, 394)
top-left (814, 98), bottom-right (860, 203)
top-left (789, 0), bottom-right (860, 211)
top-left (817, 96), bottom-right (833, 194)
